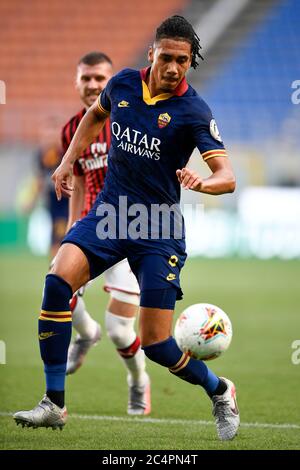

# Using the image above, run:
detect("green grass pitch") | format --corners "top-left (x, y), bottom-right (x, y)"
top-left (0, 252), bottom-right (299, 450)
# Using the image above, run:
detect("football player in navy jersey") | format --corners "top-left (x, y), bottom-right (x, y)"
top-left (14, 16), bottom-right (239, 441)
top-left (63, 52), bottom-right (151, 416)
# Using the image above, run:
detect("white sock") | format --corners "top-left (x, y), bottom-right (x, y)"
top-left (124, 349), bottom-right (147, 386)
top-left (105, 311), bottom-right (147, 386)
top-left (72, 295), bottom-right (99, 340)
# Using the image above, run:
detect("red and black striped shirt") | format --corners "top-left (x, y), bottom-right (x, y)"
top-left (62, 108), bottom-right (111, 216)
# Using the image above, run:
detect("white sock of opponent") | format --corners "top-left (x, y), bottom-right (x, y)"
top-left (105, 311), bottom-right (147, 387)
top-left (70, 294), bottom-right (99, 340)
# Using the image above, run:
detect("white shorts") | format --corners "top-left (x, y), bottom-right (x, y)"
top-left (103, 258), bottom-right (140, 296)
top-left (76, 259), bottom-right (140, 306)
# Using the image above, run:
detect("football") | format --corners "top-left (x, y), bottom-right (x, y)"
top-left (174, 303), bottom-right (233, 361)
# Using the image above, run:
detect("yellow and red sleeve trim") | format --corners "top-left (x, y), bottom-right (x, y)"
top-left (97, 94), bottom-right (110, 116)
top-left (39, 310), bottom-right (72, 323)
top-left (169, 352), bottom-right (190, 374)
top-left (202, 149), bottom-right (228, 161)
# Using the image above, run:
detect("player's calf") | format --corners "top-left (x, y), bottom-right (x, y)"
top-left (14, 273), bottom-right (73, 428)
top-left (38, 274), bottom-right (73, 408)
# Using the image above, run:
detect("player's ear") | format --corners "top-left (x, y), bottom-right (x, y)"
top-left (148, 45), bottom-right (154, 63)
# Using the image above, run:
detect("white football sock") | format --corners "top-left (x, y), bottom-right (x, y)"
top-left (105, 311), bottom-right (147, 386)
top-left (72, 295), bottom-right (99, 340)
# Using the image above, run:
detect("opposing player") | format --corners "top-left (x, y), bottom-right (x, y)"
top-left (63, 52), bottom-right (151, 415)
top-left (14, 16), bottom-right (239, 440)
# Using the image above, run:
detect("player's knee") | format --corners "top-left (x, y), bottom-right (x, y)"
top-left (143, 336), bottom-right (181, 368)
top-left (42, 274), bottom-right (73, 312)
top-left (105, 311), bottom-right (136, 348)
top-left (49, 243), bottom-right (90, 291)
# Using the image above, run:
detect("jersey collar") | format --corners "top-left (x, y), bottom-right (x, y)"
top-left (140, 67), bottom-right (188, 105)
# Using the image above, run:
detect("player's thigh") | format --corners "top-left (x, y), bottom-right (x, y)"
top-left (139, 307), bottom-right (174, 347)
top-left (50, 242), bottom-right (90, 292)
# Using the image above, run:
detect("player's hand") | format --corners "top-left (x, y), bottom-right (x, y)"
top-left (176, 168), bottom-right (203, 192)
top-left (51, 159), bottom-right (74, 200)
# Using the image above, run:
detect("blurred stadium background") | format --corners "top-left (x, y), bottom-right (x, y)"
top-left (0, 0), bottom-right (300, 257)
top-left (0, 0), bottom-right (300, 450)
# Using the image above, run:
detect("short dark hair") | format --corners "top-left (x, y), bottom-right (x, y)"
top-left (78, 51), bottom-right (113, 67)
top-left (155, 15), bottom-right (203, 69)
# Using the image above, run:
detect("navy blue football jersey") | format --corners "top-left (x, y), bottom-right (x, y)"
top-left (97, 67), bottom-right (227, 211)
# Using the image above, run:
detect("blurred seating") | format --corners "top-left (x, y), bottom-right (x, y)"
top-left (199, 0), bottom-right (300, 147)
top-left (0, 0), bottom-right (188, 142)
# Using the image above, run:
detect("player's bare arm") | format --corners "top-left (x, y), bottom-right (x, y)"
top-left (65, 175), bottom-right (85, 233)
top-left (176, 156), bottom-right (235, 195)
top-left (52, 99), bottom-right (108, 200)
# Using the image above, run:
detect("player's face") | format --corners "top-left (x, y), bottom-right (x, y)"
top-left (148, 38), bottom-right (192, 93)
top-left (76, 62), bottom-right (113, 107)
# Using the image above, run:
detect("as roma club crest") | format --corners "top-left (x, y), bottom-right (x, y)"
top-left (158, 112), bottom-right (171, 129)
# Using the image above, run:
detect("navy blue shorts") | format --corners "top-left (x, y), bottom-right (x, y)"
top-left (62, 206), bottom-right (187, 306)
